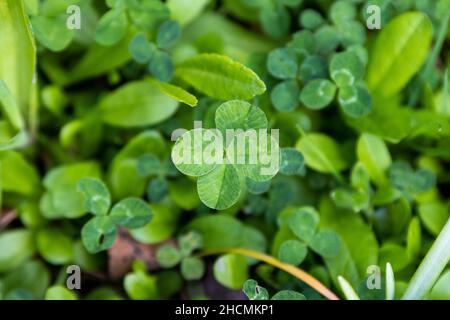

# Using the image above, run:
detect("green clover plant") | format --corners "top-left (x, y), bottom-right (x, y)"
top-left (78, 177), bottom-right (153, 253)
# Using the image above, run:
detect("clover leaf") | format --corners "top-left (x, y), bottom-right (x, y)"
top-left (78, 178), bottom-right (153, 253)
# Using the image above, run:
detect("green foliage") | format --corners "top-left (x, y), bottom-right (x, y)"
top-left (1, 0), bottom-right (449, 302)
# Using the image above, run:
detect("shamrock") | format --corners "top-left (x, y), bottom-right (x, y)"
top-left (78, 177), bottom-right (153, 253)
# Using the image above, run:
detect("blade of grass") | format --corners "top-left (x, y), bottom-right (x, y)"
top-left (199, 247), bottom-right (340, 300)
top-left (402, 218), bottom-right (450, 299)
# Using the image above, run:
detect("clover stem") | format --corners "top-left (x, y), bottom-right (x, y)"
top-left (198, 247), bottom-right (340, 300)
top-left (402, 218), bottom-right (450, 300)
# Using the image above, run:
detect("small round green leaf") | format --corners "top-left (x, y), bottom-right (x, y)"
top-left (278, 240), bottom-right (308, 265)
top-left (271, 80), bottom-right (299, 112)
top-left (129, 33), bottom-right (154, 64)
top-left (157, 20), bottom-right (181, 48)
top-left (148, 50), bottom-right (173, 82)
top-left (288, 207), bottom-right (319, 242)
top-left (77, 178), bottom-right (111, 216)
top-left (330, 0), bottom-right (356, 25)
top-left (156, 245), bottom-right (181, 268)
top-left (338, 84), bottom-right (372, 118)
top-left (81, 216), bottom-right (117, 254)
top-left (299, 9), bottom-right (324, 30)
top-left (298, 55), bottom-right (328, 82)
top-left (330, 51), bottom-right (365, 87)
top-left (309, 230), bottom-right (341, 258)
top-left (280, 148), bottom-right (304, 175)
top-left (136, 154), bottom-right (163, 177)
top-left (213, 254), bottom-right (249, 289)
top-left (37, 228), bottom-right (73, 265)
top-left (267, 48), bottom-right (298, 79)
top-left (110, 197), bottom-right (153, 229)
top-left (246, 178), bottom-right (271, 195)
top-left (181, 256), bottom-right (205, 280)
top-left (300, 79), bottom-right (336, 110)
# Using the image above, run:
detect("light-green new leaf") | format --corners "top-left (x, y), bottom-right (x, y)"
top-left (176, 54), bottom-right (266, 100)
top-left (357, 133), bottom-right (391, 186)
top-left (367, 12), bottom-right (433, 97)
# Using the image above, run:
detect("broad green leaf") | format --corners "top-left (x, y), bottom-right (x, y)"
top-left (99, 81), bottom-right (179, 127)
top-left (0, 151), bottom-right (40, 196)
top-left (0, 0), bottom-right (36, 114)
top-left (156, 245), bottom-right (181, 268)
top-left (278, 240), bottom-right (308, 265)
top-left (271, 290), bottom-right (306, 300)
top-left (0, 81), bottom-right (24, 130)
top-left (367, 12), bottom-right (433, 96)
top-left (45, 286), bottom-right (77, 300)
top-left (0, 229), bottom-right (35, 273)
top-left (176, 53), bottom-right (266, 100)
top-left (406, 217), bottom-right (421, 261)
top-left (110, 197), bottom-right (153, 229)
top-left (147, 78), bottom-right (197, 107)
top-left (280, 148), bottom-right (304, 175)
top-left (215, 100), bottom-right (268, 134)
top-left (69, 32), bottom-right (133, 84)
top-left (418, 202), bottom-right (449, 236)
top-left (186, 215), bottom-right (244, 249)
top-left (42, 162), bottom-right (102, 219)
top-left (267, 48), bottom-right (298, 79)
top-left (213, 254), bottom-right (248, 289)
top-left (136, 154), bottom-right (162, 177)
top-left (130, 204), bottom-right (179, 244)
top-left (428, 270), bottom-right (450, 300)
top-left (124, 270), bottom-right (158, 300)
top-left (168, 178), bottom-right (200, 210)
top-left (260, 5), bottom-right (290, 39)
top-left (181, 257), bottom-right (205, 280)
top-left (1, 260), bottom-right (50, 299)
top-left (320, 198), bottom-right (378, 281)
top-left (243, 279), bottom-right (269, 300)
top-left (338, 84), bottom-right (372, 118)
top-left (81, 216), bottom-right (117, 254)
top-left (288, 207), bottom-right (319, 243)
top-left (309, 230), bottom-right (341, 258)
top-left (379, 244), bottom-right (410, 272)
top-left (31, 15), bottom-right (74, 51)
top-left (296, 133), bottom-right (349, 174)
top-left (157, 20), bottom-right (181, 48)
top-left (197, 163), bottom-right (242, 210)
top-left (300, 79), bottom-right (336, 110)
top-left (167, 0), bottom-right (211, 26)
top-left (357, 133), bottom-right (392, 186)
top-left (95, 8), bottom-right (128, 46)
top-left (171, 128), bottom-right (222, 177)
top-left (36, 228), bottom-right (73, 265)
top-left (77, 178), bottom-right (111, 216)
top-left (330, 51), bottom-right (364, 87)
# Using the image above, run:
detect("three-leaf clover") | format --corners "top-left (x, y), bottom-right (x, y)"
top-left (300, 50), bottom-right (372, 118)
top-left (278, 207), bottom-right (341, 265)
top-left (171, 100), bottom-right (281, 210)
top-left (156, 231), bottom-right (205, 281)
top-left (78, 178), bottom-right (153, 253)
top-left (388, 161), bottom-right (436, 194)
